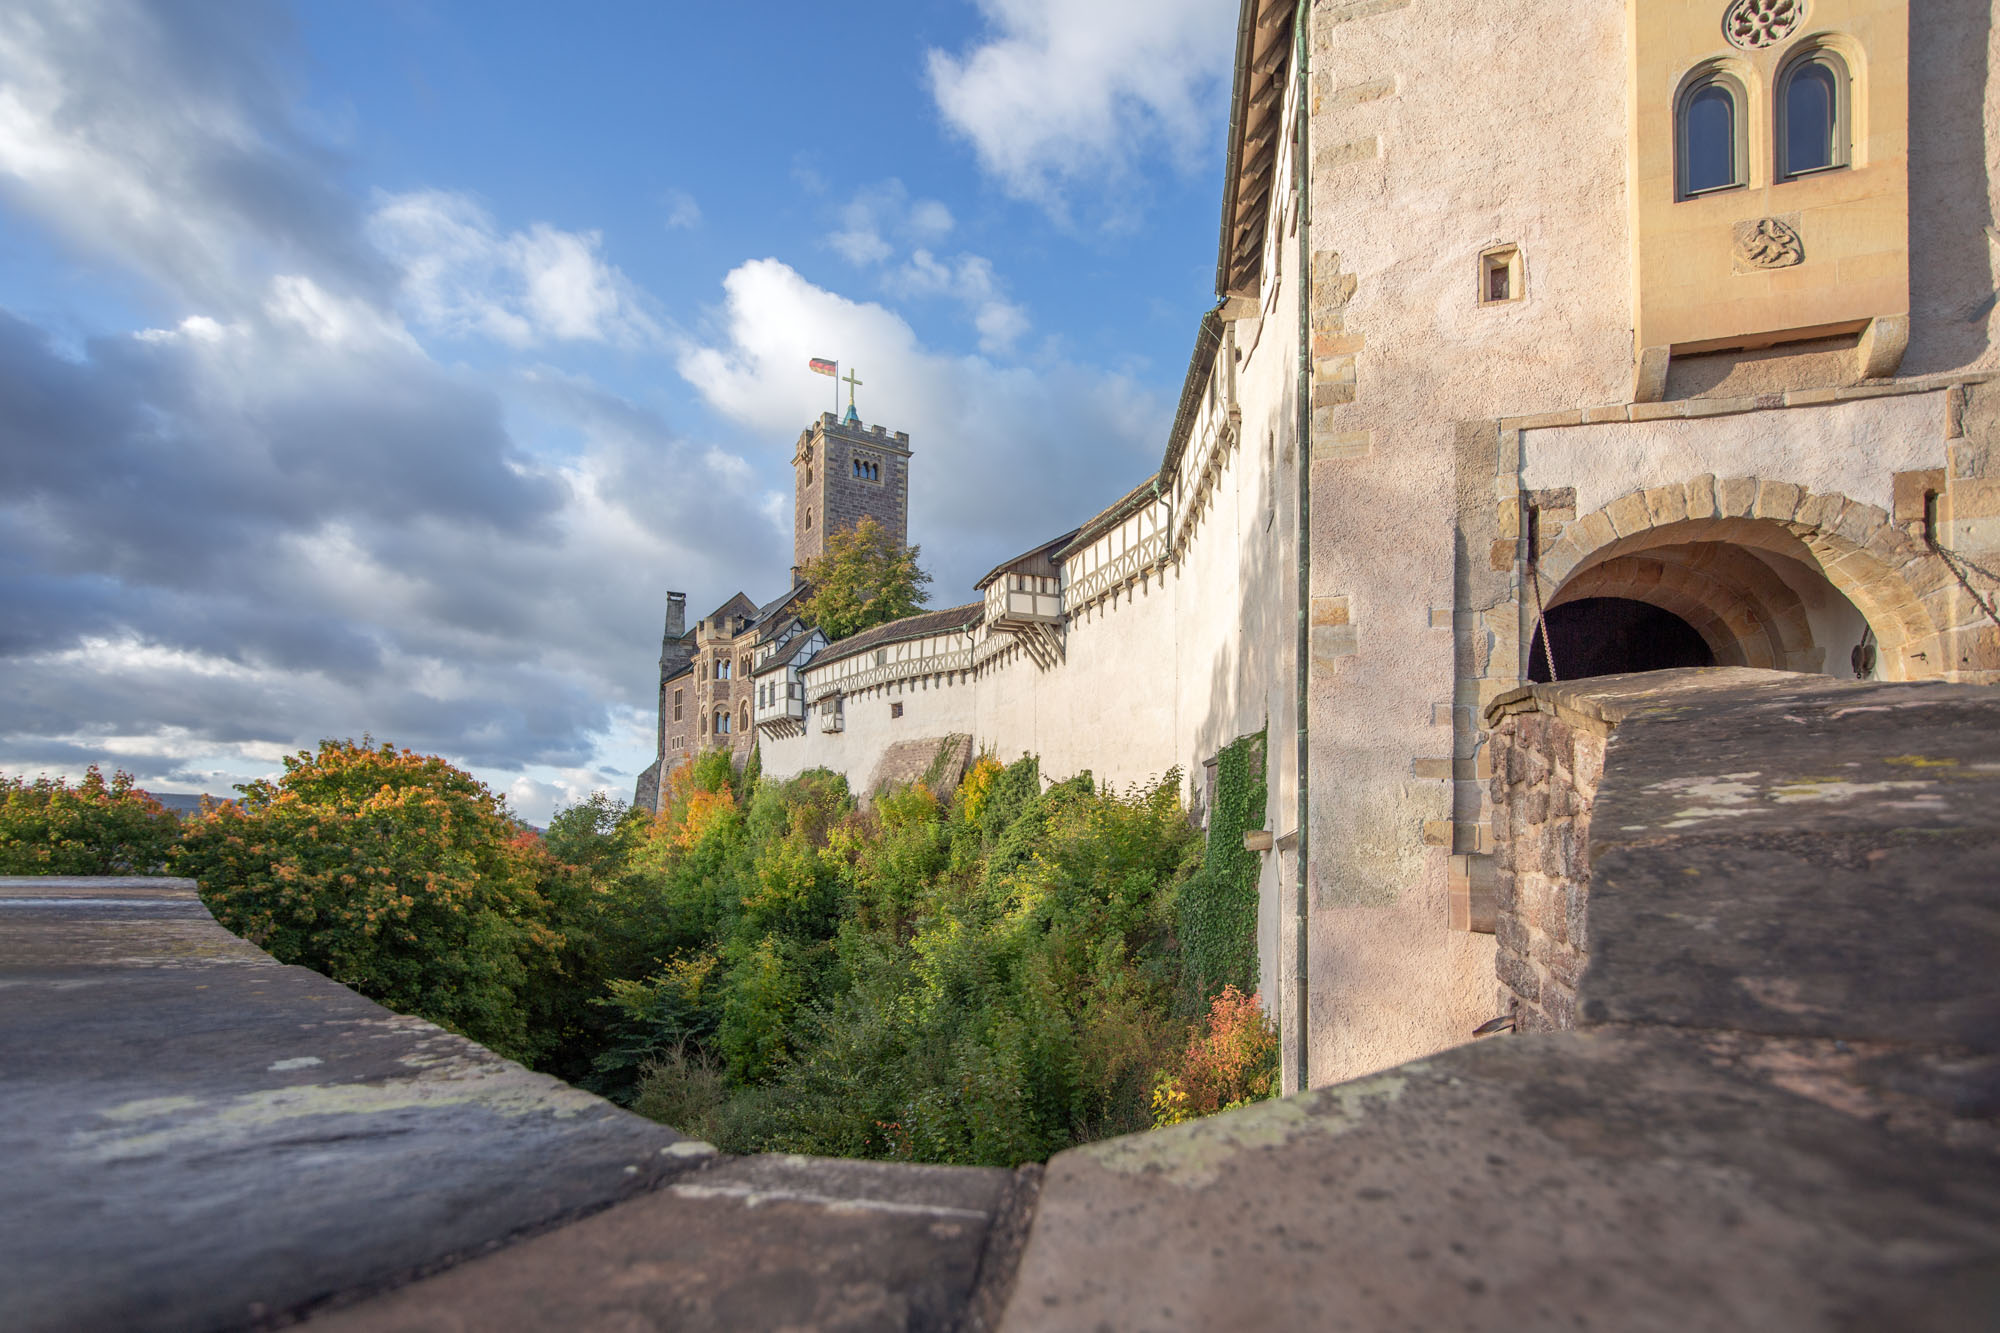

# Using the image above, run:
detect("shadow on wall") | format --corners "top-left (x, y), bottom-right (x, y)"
top-left (1905, 0), bottom-right (1995, 374)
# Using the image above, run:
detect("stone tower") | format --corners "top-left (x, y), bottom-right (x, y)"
top-left (792, 412), bottom-right (912, 575)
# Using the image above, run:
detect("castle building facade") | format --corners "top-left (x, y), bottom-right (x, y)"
top-left (645, 0), bottom-right (2000, 1093)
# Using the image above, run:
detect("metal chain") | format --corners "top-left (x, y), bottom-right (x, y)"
top-left (1529, 557), bottom-right (1559, 683)
top-left (1928, 533), bottom-right (2000, 637)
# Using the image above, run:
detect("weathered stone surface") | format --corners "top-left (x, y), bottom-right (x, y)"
top-left (0, 878), bottom-right (698, 1333)
top-left (1005, 671), bottom-right (2000, 1331)
top-left (1567, 675), bottom-right (2000, 1050)
top-left (307, 1154), bottom-right (1024, 1333)
top-left (1004, 1030), bottom-right (2000, 1333)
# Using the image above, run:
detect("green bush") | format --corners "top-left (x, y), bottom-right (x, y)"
top-left (31, 729), bottom-right (1273, 1166)
top-left (0, 767), bottom-right (181, 874)
top-left (173, 740), bottom-right (563, 1063)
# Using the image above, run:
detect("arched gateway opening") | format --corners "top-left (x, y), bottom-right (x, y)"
top-left (1526, 482), bottom-right (1944, 684)
top-left (1529, 597), bottom-right (1715, 682)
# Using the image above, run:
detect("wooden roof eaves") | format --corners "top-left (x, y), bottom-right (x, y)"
top-left (1215, 0), bottom-right (1295, 301)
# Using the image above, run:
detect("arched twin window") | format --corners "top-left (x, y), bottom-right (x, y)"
top-left (1676, 46), bottom-right (1849, 200)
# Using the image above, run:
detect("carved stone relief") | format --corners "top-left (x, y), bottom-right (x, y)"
top-left (1732, 215), bottom-right (1806, 272)
top-left (1723, 0), bottom-right (1805, 50)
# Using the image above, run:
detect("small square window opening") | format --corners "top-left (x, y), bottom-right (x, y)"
top-left (1479, 247), bottom-right (1522, 305)
top-left (890, 702), bottom-right (903, 719)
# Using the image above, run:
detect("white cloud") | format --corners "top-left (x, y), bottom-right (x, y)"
top-left (663, 189), bottom-right (701, 230)
top-left (0, 0), bottom-right (779, 818)
top-left (827, 181), bottom-right (1024, 353)
top-left (0, 1), bottom-right (388, 313)
top-left (926, 0), bottom-right (1235, 212)
top-left (678, 259), bottom-right (1165, 595)
top-left (887, 250), bottom-right (1028, 354)
top-left (826, 179), bottom-right (954, 267)
top-left (368, 189), bottom-right (661, 348)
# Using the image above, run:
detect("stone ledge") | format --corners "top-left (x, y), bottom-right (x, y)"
top-left (1497, 370), bottom-right (1994, 433)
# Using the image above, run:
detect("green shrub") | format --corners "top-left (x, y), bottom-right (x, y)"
top-left (0, 767), bottom-right (181, 874)
top-left (173, 740), bottom-right (561, 1062)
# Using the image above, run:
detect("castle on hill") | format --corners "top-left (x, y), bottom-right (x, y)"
top-left (641, 0), bottom-right (2000, 1097)
top-left (633, 407), bottom-right (915, 812)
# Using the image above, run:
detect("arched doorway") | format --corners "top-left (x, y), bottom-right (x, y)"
top-left (1528, 597), bottom-right (1716, 682)
top-left (1526, 481), bottom-right (1944, 683)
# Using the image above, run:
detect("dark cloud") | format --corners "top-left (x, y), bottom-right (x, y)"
top-left (0, 1), bottom-right (783, 816)
top-left (0, 0), bottom-right (394, 312)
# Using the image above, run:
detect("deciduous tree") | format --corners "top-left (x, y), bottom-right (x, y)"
top-left (174, 739), bottom-right (562, 1062)
top-left (0, 766), bottom-right (180, 874)
top-left (798, 517), bottom-right (932, 641)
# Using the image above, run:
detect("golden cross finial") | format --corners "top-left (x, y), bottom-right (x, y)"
top-left (842, 367), bottom-right (863, 410)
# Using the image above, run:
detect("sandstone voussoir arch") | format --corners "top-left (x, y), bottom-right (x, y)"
top-left (1532, 476), bottom-right (1948, 680)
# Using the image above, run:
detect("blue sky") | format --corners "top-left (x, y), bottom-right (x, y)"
top-left (0, 0), bottom-right (1238, 822)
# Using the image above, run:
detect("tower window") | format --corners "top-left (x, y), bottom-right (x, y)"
top-left (673, 689), bottom-right (683, 721)
top-left (1677, 70), bottom-right (1746, 198)
top-left (1778, 49), bottom-right (1849, 179)
top-left (805, 508), bottom-right (813, 530)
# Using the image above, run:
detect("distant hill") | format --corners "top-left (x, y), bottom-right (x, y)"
top-left (144, 792), bottom-right (230, 817)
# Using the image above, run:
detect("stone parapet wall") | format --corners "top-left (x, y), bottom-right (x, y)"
top-left (1484, 695), bottom-right (1605, 1031)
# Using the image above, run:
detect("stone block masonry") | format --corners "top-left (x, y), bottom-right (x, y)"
top-left (793, 413), bottom-right (912, 569)
top-left (1484, 687), bottom-right (1605, 1031)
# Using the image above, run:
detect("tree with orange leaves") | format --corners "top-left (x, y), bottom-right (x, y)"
top-left (174, 739), bottom-right (563, 1062)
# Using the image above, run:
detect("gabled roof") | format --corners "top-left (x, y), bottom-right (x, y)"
top-left (753, 626), bottom-right (822, 675)
top-left (809, 603), bottom-right (984, 671)
top-left (974, 530), bottom-right (1078, 591)
top-left (750, 582), bottom-right (808, 628)
top-left (664, 660), bottom-right (695, 684)
top-left (701, 591), bottom-right (759, 626)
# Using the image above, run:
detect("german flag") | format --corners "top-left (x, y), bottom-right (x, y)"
top-left (808, 358), bottom-right (837, 376)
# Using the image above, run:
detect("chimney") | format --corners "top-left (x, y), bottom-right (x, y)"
top-left (790, 565), bottom-right (803, 588)
top-left (664, 591), bottom-right (687, 640)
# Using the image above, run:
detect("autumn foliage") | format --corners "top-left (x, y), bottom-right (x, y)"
top-left (8, 729), bottom-right (1280, 1163)
top-left (797, 516), bottom-right (933, 641)
top-left (173, 740), bottom-right (564, 1062)
top-left (0, 766), bottom-right (180, 874)
top-left (1150, 986), bottom-right (1279, 1128)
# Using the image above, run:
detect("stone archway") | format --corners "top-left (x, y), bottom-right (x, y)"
top-left (1531, 476), bottom-right (1946, 681)
top-left (1547, 542), bottom-right (1822, 671)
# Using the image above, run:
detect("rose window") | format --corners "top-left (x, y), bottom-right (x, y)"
top-left (1723, 0), bottom-right (1805, 50)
